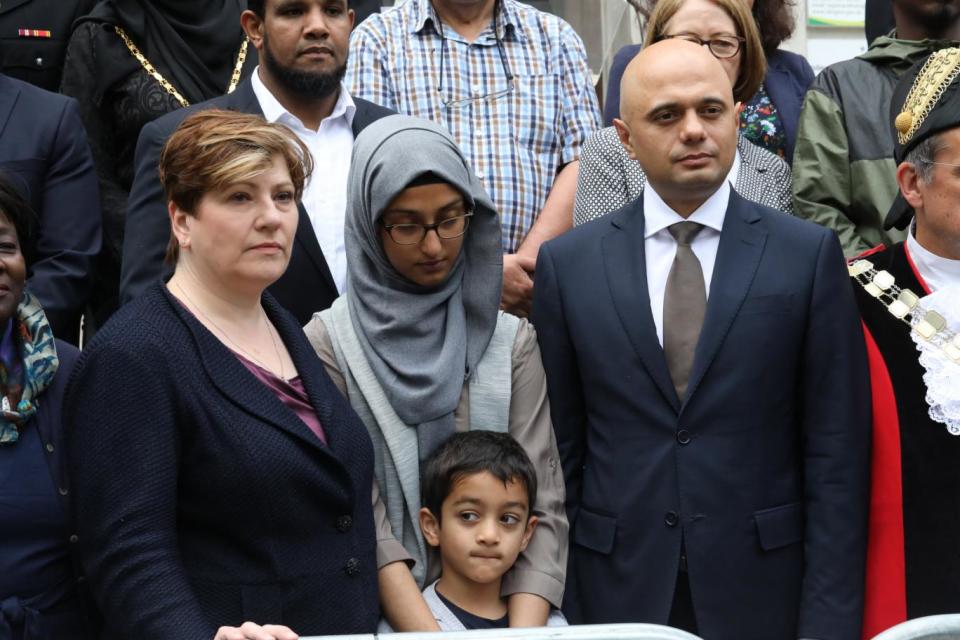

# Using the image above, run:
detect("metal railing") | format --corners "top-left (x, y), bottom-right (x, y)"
top-left (302, 623), bottom-right (703, 640)
top-left (872, 615), bottom-right (960, 640)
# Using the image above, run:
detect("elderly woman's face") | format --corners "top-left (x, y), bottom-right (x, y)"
top-left (378, 182), bottom-right (468, 289)
top-left (0, 211), bottom-right (25, 322)
top-left (663, 0), bottom-right (743, 86)
top-left (173, 156), bottom-right (298, 291)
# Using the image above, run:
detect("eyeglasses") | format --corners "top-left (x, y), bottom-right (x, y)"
top-left (659, 33), bottom-right (745, 59)
top-left (381, 213), bottom-right (474, 245)
top-left (433, 0), bottom-right (515, 109)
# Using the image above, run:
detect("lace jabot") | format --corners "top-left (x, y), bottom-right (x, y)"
top-left (912, 284), bottom-right (960, 435)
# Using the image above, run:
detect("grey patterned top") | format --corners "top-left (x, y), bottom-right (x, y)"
top-left (573, 126), bottom-right (794, 226)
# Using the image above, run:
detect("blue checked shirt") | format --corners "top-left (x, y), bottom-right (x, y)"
top-left (346, 0), bottom-right (601, 253)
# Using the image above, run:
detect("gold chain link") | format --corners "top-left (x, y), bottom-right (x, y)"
top-left (114, 25), bottom-right (248, 108)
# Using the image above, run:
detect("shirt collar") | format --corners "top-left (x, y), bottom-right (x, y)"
top-left (643, 180), bottom-right (729, 240)
top-left (907, 222), bottom-right (960, 290)
top-left (412, 0), bottom-right (521, 42)
top-left (251, 66), bottom-right (356, 130)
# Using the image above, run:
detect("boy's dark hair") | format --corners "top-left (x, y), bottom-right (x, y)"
top-left (421, 431), bottom-right (537, 522)
top-left (0, 173), bottom-right (38, 251)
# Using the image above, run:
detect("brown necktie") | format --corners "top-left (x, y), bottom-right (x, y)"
top-left (663, 222), bottom-right (706, 400)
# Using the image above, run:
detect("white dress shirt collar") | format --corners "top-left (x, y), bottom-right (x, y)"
top-left (251, 65), bottom-right (356, 131)
top-left (643, 179), bottom-right (729, 239)
top-left (907, 223), bottom-right (960, 292)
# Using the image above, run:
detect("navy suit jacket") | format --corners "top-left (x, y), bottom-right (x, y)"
top-left (66, 284), bottom-right (380, 639)
top-left (533, 190), bottom-right (871, 640)
top-left (120, 79), bottom-right (393, 325)
top-left (0, 73), bottom-right (101, 342)
top-left (603, 45), bottom-right (814, 162)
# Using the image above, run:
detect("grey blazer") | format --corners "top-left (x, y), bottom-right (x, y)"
top-left (573, 126), bottom-right (794, 226)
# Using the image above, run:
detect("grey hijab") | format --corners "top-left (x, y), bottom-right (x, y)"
top-left (345, 115), bottom-right (503, 459)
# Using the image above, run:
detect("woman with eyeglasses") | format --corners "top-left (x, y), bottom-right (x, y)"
top-left (304, 114), bottom-right (568, 628)
top-left (574, 0), bottom-right (807, 226)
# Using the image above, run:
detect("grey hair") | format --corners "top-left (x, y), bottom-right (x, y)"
top-left (904, 132), bottom-right (944, 183)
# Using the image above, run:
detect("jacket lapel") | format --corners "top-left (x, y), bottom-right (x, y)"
top-left (166, 287), bottom-right (337, 461)
top-left (294, 204), bottom-right (338, 292)
top-left (684, 190), bottom-right (767, 405)
top-left (0, 75), bottom-right (21, 138)
top-left (602, 199), bottom-right (681, 412)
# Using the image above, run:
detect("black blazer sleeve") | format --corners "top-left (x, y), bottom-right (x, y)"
top-left (66, 335), bottom-right (214, 640)
top-left (119, 117), bottom-right (177, 305)
top-left (26, 97), bottom-right (102, 340)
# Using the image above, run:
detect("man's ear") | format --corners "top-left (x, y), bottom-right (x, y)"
top-left (518, 515), bottom-right (539, 552)
top-left (240, 10), bottom-right (265, 50)
top-left (613, 118), bottom-right (639, 160)
top-left (419, 507), bottom-right (442, 548)
top-left (897, 161), bottom-right (925, 211)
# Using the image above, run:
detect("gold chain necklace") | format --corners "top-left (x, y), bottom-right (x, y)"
top-left (114, 25), bottom-right (248, 108)
top-left (173, 280), bottom-right (286, 380)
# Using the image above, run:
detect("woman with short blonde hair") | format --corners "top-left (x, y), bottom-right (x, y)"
top-left (67, 110), bottom-right (429, 640)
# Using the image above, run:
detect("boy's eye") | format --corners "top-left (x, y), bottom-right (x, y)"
top-left (501, 513), bottom-right (521, 525)
top-left (459, 512), bottom-right (480, 522)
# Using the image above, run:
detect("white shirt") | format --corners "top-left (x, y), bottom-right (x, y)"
top-left (643, 180), bottom-right (729, 346)
top-left (906, 224), bottom-right (960, 293)
top-left (252, 67), bottom-right (356, 293)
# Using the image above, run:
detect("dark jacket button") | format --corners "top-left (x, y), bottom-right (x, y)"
top-left (677, 429), bottom-right (691, 445)
top-left (58, 487), bottom-right (68, 496)
top-left (344, 557), bottom-right (360, 576)
top-left (337, 515), bottom-right (353, 532)
top-left (69, 534), bottom-right (79, 543)
top-left (664, 511), bottom-right (679, 527)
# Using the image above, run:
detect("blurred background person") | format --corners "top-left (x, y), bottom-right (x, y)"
top-left (575, 0), bottom-right (795, 227)
top-left (0, 71), bottom-right (101, 344)
top-left (305, 114), bottom-right (568, 628)
top-left (792, 0), bottom-right (960, 256)
top-left (67, 110), bottom-right (432, 639)
top-left (604, 0), bottom-right (813, 163)
top-left (0, 175), bottom-right (92, 640)
top-left (59, 0), bottom-right (256, 336)
top-left (0, 0), bottom-right (95, 91)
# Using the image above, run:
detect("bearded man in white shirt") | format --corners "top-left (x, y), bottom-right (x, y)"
top-left (121, 0), bottom-right (392, 325)
top-left (533, 39), bottom-right (871, 640)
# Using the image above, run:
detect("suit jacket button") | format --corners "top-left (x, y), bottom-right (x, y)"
top-left (664, 511), bottom-right (679, 527)
top-left (337, 515), bottom-right (353, 532)
top-left (677, 429), bottom-right (691, 445)
top-left (69, 534), bottom-right (79, 543)
top-left (344, 557), bottom-right (360, 576)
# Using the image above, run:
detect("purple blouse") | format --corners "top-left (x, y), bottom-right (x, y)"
top-left (235, 354), bottom-right (327, 445)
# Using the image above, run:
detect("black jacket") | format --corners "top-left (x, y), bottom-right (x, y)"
top-left (0, 0), bottom-right (96, 91)
top-left (120, 79), bottom-right (393, 325)
top-left (66, 284), bottom-right (380, 639)
top-left (0, 73), bottom-right (101, 343)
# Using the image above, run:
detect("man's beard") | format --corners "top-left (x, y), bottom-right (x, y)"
top-left (261, 35), bottom-right (347, 100)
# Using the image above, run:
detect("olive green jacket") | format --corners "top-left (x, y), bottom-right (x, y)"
top-left (792, 35), bottom-right (957, 256)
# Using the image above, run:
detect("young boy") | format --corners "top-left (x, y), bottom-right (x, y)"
top-left (416, 431), bottom-right (567, 630)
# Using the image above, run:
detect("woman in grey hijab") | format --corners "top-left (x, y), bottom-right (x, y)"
top-left (304, 115), bottom-right (567, 627)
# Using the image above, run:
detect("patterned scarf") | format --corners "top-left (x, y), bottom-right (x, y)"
top-left (0, 291), bottom-right (59, 444)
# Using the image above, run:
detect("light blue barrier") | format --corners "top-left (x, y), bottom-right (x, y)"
top-left (872, 615), bottom-right (960, 640)
top-left (301, 623), bottom-right (703, 640)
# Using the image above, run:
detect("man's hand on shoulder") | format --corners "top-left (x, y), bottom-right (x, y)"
top-left (501, 253), bottom-right (536, 317)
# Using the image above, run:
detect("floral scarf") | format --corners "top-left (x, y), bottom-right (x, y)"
top-left (0, 291), bottom-right (59, 444)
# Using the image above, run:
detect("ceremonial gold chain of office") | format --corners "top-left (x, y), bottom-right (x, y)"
top-left (114, 26), bottom-right (248, 109)
top-left (895, 48), bottom-right (960, 144)
top-left (849, 259), bottom-right (960, 364)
